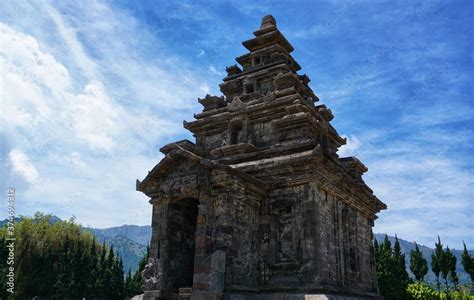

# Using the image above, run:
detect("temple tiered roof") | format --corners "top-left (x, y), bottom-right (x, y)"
top-left (137, 16), bottom-right (386, 299)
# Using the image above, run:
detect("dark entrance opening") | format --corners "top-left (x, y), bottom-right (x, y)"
top-left (167, 198), bottom-right (199, 290)
top-left (230, 122), bottom-right (242, 145)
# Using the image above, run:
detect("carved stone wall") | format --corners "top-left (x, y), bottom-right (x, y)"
top-left (137, 15), bottom-right (386, 300)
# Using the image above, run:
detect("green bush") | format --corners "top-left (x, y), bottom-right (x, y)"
top-left (407, 282), bottom-right (473, 300)
top-left (407, 282), bottom-right (439, 300)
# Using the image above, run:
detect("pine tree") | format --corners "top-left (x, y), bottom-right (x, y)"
top-left (69, 239), bottom-right (82, 297)
top-left (374, 235), bottom-right (413, 300)
top-left (0, 214), bottom-right (127, 299)
top-left (431, 237), bottom-right (459, 294)
top-left (431, 236), bottom-right (443, 292)
top-left (374, 235), bottom-right (393, 298)
top-left (128, 245), bottom-right (150, 297)
top-left (36, 243), bottom-right (55, 297)
top-left (410, 243), bottom-right (428, 281)
top-left (440, 247), bottom-right (456, 293)
top-left (55, 234), bottom-right (72, 297)
top-left (461, 242), bottom-right (474, 286)
top-left (87, 237), bottom-right (99, 298)
top-left (393, 236), bottom-right (410, 298)
top-left (125, 268), bottom-right (133, 297)
top-left (96, 241), bottom-right (108, 298)
top-left (449, 252), bottom-right (459, 291)
top-left (104, 245), bottom-right (115, 298)
top-left (113, 256), bottom-right (125, 299)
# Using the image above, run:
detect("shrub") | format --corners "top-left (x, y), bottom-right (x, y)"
top-left (407, 282), bottom-right (473, 300)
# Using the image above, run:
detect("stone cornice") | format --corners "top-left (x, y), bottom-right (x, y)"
top-left (229, 145), bottom-right (386, 217)
top-left (137, 144), bottom-right (269, 197)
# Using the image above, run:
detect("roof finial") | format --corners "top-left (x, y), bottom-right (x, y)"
top-left (260, 15), bottom-right (276, 29)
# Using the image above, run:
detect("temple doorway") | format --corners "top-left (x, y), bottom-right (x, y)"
top-left (167, 198), bottom-right (199, 290)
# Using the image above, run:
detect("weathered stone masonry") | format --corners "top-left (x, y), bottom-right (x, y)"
top-left (137, 15), bottom-right (386, 300)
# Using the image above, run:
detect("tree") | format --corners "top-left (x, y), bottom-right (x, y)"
top-left (0, 213), bottom-right (128, 299)
top-left (431, 236), bottom-right (443, 292)
top-left (374, 235), bottom-right (392, 297)
top-left (127, 244), bottom-right (150, 297)
top-left (96, 241), bottom-right (108, 297)
top-left (103, 245), bottom-right (115, 298)
top-left (55, 234), bottom-right (72, 297)
top-left (461, 242), bottom-right (474, 286)
top-left (440, 247), bottom-right (457, 293)
top-left (449, 251), bottom-right (459, 291)
top-left (410, 243), bottom-right (428, 282)
top-left (374, 235), bottom-right (409, 299)
top-left (392, 236), bottom-right (410, 297)
top-left (125, 268), bottom-right (133, 296)
top-left (69, 238), bottom-right (86, 297)
top-left (0, 234), bottom-right (9, 300)
top-left (113, 256), bottom-right (125, 299)
top-left (86, 237), bottom-right (99, 298)
top-left (431, 237), bottom-right (458, 295)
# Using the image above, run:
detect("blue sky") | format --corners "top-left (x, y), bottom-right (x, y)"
top-left (0, 0), bottom-right (472, 249)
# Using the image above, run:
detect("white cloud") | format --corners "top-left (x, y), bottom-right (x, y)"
top-left (338, 134), bottom-right (361, 157)
top-left (362, 137), bottom-right (474, 248)
top-left (72, 81), bottom-right (120, 151)
top-left (208, 64), bottom-right (224, 76)
top-left (0, 23), bottom-right (121, 152)
top-left (63, 152), bottom-right (85, 168)
top-left (0, 1), bottom-right (208, 228)
top-left (8, 149), bottom-right (39, 183)
top-left (199, 82), bottom-right (211, 94)
top-left (45, 4), bottom-right (98, 80)
top-left (0, 22), bottom-right (71, 94)
top-left (197, 49), bottom-right (205, 57)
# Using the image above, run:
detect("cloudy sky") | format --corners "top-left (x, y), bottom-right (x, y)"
top-left (1, 0), bottom-right (472, 249)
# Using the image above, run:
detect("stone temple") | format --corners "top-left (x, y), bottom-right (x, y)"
top-left (137, 15), bottom-right (386, 300)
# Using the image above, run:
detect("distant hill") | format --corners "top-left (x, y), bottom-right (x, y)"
top-left (0, 217), bottom-right (22, 226)
top-left (375, 234), bottom-right (473, 284)
top-left (89, 225), bottom-right (151, 273)
top-left (91, 224), bottom-right (152, 246)
top-left (102, 235), bottom-right (147, 274)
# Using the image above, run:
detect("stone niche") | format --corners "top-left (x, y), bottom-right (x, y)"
top-left (137, 15), bottom-right (386, 300)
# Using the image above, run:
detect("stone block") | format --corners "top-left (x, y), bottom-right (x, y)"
top-left (211, 249), bottom-right (226, 272)
top-left (210, 271), bottom-right (225, 292)
top-left (143, 290), bottom-right (161, 300)
top-left (193, 273), bottom-right (211, 284)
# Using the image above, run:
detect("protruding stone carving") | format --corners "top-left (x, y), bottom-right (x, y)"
top-left (228, 96), bottom-right (245, 111)
top-left (226, 64), bottom-right (242, 76)
top-left (198, 94), bottom-right (226, 111)
top-left (141, 258), bottom-right (161, 291)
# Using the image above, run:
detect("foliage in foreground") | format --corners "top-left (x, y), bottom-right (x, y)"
top-left (374, 235), bottom-right (411, 299)
top-left (407, 282), bottom-right (472, 299)
top-left (376, 234), bottom-right (474, 300)
top-left (462, 243), bottom-right (474, 285)
top-left (0, 213), bottom-right (125, 299)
